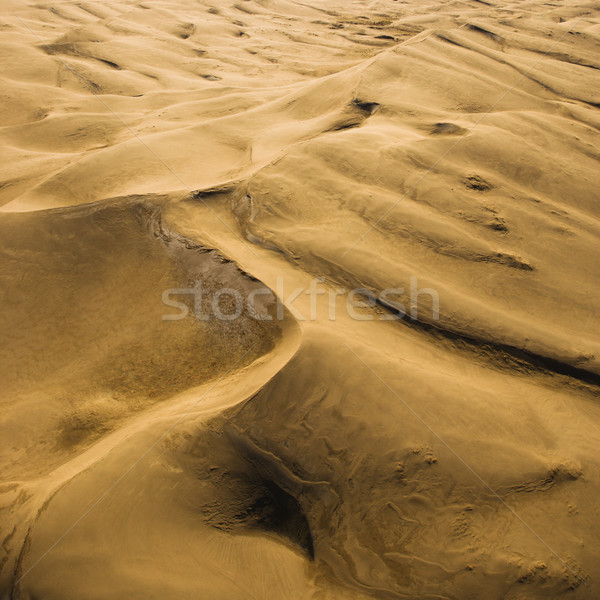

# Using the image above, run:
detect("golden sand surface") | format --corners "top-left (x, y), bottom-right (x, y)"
top-left (0, 0), bottom-right (599, 598)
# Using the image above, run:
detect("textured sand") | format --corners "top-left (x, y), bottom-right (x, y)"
top-left (0, 0), bottom-right (599, 598)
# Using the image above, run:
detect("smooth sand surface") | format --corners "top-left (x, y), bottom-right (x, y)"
top-left (0, 0), bottom-right (599, 598)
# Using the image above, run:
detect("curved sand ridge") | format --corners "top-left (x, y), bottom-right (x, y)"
top-left (0, 197), bottom-right (300, 596)
top-left (1, 0), bottom-right (599, 598)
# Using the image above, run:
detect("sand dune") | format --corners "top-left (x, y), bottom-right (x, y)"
top-left (1, 0), bottom-right (599, 598)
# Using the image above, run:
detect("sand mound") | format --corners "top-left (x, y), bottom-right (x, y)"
top-left (192, 332), bottom-right (594, 598)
